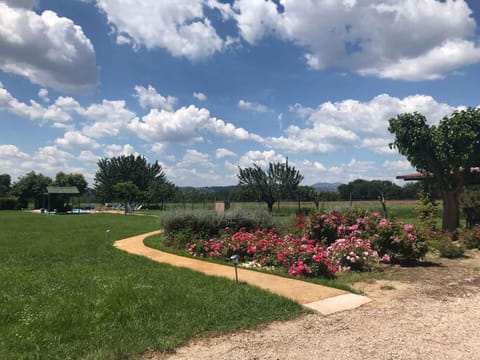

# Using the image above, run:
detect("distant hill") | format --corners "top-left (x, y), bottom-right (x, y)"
top-left (311, 182), bottom-right (343, 192)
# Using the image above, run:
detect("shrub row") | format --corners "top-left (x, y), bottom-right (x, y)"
top-left (160, 209), bottom-right (277, 245)
top-left (0, 197), bottom-right (19, 210)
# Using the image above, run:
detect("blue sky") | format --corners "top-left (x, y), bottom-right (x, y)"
top-left (1, 0), bottom-right (480, 187)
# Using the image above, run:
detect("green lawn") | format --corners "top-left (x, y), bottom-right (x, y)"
top-left (0, 211), bottom-right (303, 359)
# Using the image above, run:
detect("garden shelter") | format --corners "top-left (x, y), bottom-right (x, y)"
top-left (43, 186), bottom-right (80, 212)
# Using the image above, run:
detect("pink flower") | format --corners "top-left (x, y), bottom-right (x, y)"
top-left (404, 224), bottom-right (414, 232)
top-left (381, 254), bottom-right (391, 263)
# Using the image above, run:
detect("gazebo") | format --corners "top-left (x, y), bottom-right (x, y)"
top-left (43, 186), bottom-right (80, 212)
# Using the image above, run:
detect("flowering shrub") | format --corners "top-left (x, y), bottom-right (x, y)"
top-left (305, 210), bottom-right (427, 263)
top-left (168, 209), bottom-right (428, 278)
top-left (371, 219), bottom-right (428, 262)
top-left (327, 235), bottom-right (381, 271)
top-left (458, 225), bottom-right (480, 249)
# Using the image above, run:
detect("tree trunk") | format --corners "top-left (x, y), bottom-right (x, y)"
top-left (266, 201), bottom-right (274, 213)
top-left (442, 190), bottom-right (460, 232)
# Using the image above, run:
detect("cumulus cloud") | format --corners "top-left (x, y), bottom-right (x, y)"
top-left (129, 105), bottom-right (260, 143)
top-left (104, 144), bottom-right (138, 157)
top-left (273, 93), bottom-right (463, 155)
top-left (193, 92), bottom-right (207, 101)
top-left (80, 100), bottom-right (136, 138)
top-left (0, 2), bottom-right (98, 92)
top-left (237, 149), bottom-right (285, 168)
top-left (95, 0), bottom-right (230, 60)
top-left (134, 85), bottom-right (177, 111)
top-left (38, 88), bottom-right (50, 103)
top-left (55, 131), bottom-right (99, 150)
top-left (0, 82), bottom-right (72, 126)
top-left (232, 0), bottom-right (480, 80)
top-left (215, 148), bottom-right (236, 159)
top-left (238, 99), bottom-right (272, 113)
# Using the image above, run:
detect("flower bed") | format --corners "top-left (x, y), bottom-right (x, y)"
top-left (176, 210), bottom-right (428, 278)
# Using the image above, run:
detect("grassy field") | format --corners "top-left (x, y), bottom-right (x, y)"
top-left (0, 211), bottom-right (303, 359)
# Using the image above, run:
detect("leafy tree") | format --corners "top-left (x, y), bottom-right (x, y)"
top-left (113, 181), bottom-right (140, 215)
top-left (94, 155), bottom-right (168, 202)
top-left (0, 174), bottom-right (11, 197)
top-left (11, 171), bottom-right (52, 208)
top-left (237, 161), bottom-right (304, 212)
top-left (54, 172), bottom-right (88, 194)
top-left (388, 108), bottom-right (480, 231)
top-left (147, 179), bottom-right (177, 209)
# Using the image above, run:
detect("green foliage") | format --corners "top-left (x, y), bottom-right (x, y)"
top-left (0, 197), bottom-right (18, 210)
top-left (430, 233), bottom-right (466, 258)
top-left (160, 209), bottom-right (277, 247)
top-left (338, 179), bottom-right (403, 201)
top-left (11, 171), bottom-right (52, 208)
top-left (94, 154), bottom-right (170, 202)
top-left (54, 172), bottom-right (88, 194)
top-left (388, 108), bottom-right (480, 231)
top-left (237, 160), bottom-right (304, 212)
top-left (438, 241), bottom-right (465, 259)
top-left (416, 190), bottom-right (438, 231)
top-left (0, 212), bottom-right (302, 359)
top-left (0, 173), bottom-right (11, 196)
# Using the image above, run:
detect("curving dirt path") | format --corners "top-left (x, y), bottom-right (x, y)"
top-left (141, 251), bottom-right (480, 360)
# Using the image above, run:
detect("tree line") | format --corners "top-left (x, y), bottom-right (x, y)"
top-left (0, 155), bottom-right (421, 212)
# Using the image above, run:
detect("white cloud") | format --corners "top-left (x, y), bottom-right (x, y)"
top-left (237, 149), bottom-right (285, 168)
top-left (215, 148), bottom-right (236, 159)
top-left (55, 131), bottom-right (99, 150)
top-left (232, 0), bottom-right (480, 80)
top-left (178, 149), bottom-right (214, 169)
top-left (238, 99), bottom-right (272, 113)
top-left (95, 0), bottom-right (229, 60)
top-left (0, 82), bottom-right (72, 125)
top-left (383, 159), bottom-right (414, 172)
top-left (275, 93), bottom-right (463, 155)
top-left (1, 0), bottom-right (37, 9)
top-left (134, 85), bottom-right (177, 111)
top-left (151, 143), bottom-right (166, 155)
top-left (80, 100), bottom-right (136, 138)
top-left (0, 2), bottom-right (98, 92)
top-left (360, 40), bottom-right (480, 81)
top-left (193, 92), bottom-right (207, 101)
top-left (129, 106), bottom-right (209, 143)
top-left (129, 105), bottom-right (260, 144)
top-left (360, 138), bottom-right (396, 155)
top-left (38, 88), bottom-right (50, 103)
top-left (104, 144), bottom-right (138, 158)
top-left (78, 150), bottom-right (99, 163)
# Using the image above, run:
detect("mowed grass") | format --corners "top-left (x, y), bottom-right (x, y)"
top-left (0, 211), bottom-right (303, 359)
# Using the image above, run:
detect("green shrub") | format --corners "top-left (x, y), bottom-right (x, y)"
top-left (427, 231), bottom-right (465, 258)
top-left (438, 240), bottom-right (465, 258)
top-left (0, 197), bottom-right (18, 210)
top-left (160, 209), bottom-right (277, 248)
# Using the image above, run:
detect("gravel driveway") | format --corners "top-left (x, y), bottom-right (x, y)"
top-left (144, 251), bottom-right (480, 360)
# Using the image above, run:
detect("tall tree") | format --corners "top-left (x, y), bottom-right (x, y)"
top-left (94, 155), bottom-right (167, 202)
top-left (0, 174), bottom-right (11, 197)
top-left (237, 161), bottom-right (304, 212)
top-left (11, 171), bottom-right (52, 208)
top-left (388, 108), bottom-right (480, 231)
top-left (54, 172), bottom-right (88, 194)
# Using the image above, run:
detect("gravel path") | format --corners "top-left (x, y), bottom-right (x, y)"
top-left (143, 251), bottom-right (480, 360)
